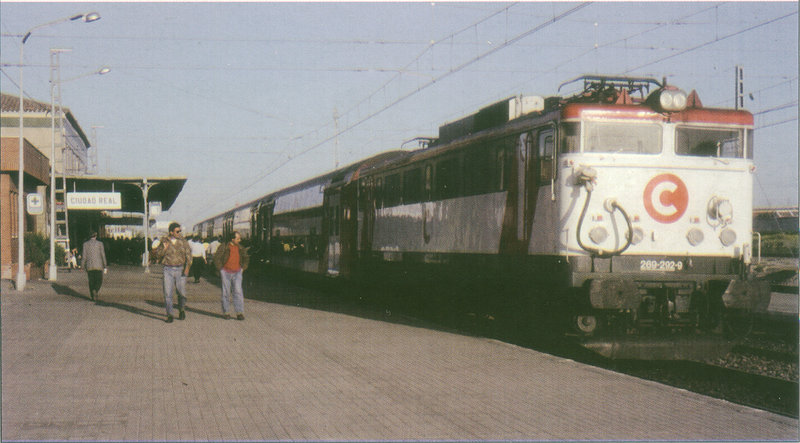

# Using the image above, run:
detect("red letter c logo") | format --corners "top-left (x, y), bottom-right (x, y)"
top-left (643, 174), bottom-right (689, 223)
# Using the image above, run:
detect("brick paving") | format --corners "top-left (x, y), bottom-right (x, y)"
top-left (2, 265), bottom-right (798, 441)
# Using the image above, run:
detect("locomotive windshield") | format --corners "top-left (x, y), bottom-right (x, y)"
top-left (676, 127), bottom-right (750, 159)
top-left (584, 122), bottom-right (662, 154)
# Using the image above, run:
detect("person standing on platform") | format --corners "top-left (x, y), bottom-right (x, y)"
top-left (213, 231), bottom-right (249, 320)
top-left (152, 222), bottom-right (192, 323)
top-left (81, 232), bottom-right (107, 302)
top-left (201, 237), bottom-right (210, 275)
top-left (206, 236), bottom-right (220, 276)
top-left (188, 236), bottom-right (207, 283)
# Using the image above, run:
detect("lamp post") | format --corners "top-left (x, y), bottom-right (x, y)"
top-left (16, 12), bottom-right (100, 291)
top-left (48, 61), bottom-right (110, 281)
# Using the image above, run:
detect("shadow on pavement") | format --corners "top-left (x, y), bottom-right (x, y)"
top-left (144, 300), bottom-right (227, 320)
top-left (51, 283), bottom-right (91, 301)
top-left (95, 300), bottom-right (166, 322)
top-left (52, 283), bottom-right (167, 322)
top-left (241, 272), bottom-right (468, 337)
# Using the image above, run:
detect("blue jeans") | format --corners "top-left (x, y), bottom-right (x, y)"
top-left (163, 265), bottom-right (187, 316)
top-left (220, 269), bottom-right (244, 314)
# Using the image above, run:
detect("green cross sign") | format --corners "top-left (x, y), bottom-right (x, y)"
top-left (26, 193), bottom-right (44, 215)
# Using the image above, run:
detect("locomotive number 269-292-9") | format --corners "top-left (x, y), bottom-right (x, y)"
top-left (639, 259), bottom-right (685, 272)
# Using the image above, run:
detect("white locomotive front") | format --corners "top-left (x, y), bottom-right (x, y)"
top-left (551, 77), bottom-right (769, 338)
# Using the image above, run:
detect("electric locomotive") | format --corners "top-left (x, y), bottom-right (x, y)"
top-left (195, 75), bottom-right (769, 358)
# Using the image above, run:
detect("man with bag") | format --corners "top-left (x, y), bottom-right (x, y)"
top-left (152, 222), bottom-right (192, 323)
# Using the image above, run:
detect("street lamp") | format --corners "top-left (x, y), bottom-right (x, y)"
top-left (48, 61), bottom-right (110, 282)
top-left (16, 12), bottom-right (100, 290)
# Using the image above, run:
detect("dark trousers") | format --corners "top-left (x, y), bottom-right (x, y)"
top-left (191, 257), bottom-right (205, 282)
top-left (87, 270), bottom-right (103, 299)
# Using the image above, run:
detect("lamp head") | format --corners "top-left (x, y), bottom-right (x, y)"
top-left (83, 12), bottom-right (101, 23)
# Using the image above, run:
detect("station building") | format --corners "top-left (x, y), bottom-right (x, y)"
top-left (1, 92), bottom-right (185, 281)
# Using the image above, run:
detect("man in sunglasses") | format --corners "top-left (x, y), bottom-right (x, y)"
top-left (152, 222), bottom-right (193, 323)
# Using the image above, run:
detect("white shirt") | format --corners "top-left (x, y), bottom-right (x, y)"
top-left (208, 240), bottom-right (221, 255)
top-left (189, 240), bottom-right (206, 259)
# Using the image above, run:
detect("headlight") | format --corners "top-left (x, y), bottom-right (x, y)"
top-left (687, 228), bottom-right (704, 246)
top-left (707, 197), bottom-right (733, 224)
top-left (589, 226), bottom-right (608, 245)
top-left (630, 227), bottom-right (644, 245)
top-left (720, 228), bottom-right (737, 246)
top-left (658, 89), bottom-right (688, 111)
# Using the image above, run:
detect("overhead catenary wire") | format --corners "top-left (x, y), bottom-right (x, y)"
top-left (186, 2), bottom-right (591, 222)
top-left (462, 3), bottom-right (724, 125)
top-left (266, 2), bottom-right (524, 173)
top-left (189, 3), bottom-right (797, 223)
top-left (756, 117), bottom-right (797, 130)
top-left (176, 3), bottom-right (531, 213)
top-left (753, 101), bottom-right (798, 116)
top-left (623, 10), bottom-right (798, 74)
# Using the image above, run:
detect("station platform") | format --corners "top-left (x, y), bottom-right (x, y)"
top-left (2, 265), bottom-right (798, 441)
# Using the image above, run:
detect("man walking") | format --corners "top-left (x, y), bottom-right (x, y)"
top-left (213, 231), bottom-right (249, 320)
top-left (188, 235), bottom-right (207, 283)
top-left (152, 222), bottom-right (192, 323)
top-left (81, 232), bottom-right (107, 302)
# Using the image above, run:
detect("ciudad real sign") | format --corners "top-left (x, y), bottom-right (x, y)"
top-left (66, 192), bottom-right (122, 210)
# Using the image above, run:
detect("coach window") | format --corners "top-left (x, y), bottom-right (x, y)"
top-left (335, 206), bottom-right (340, 236)
top-left (465, 146), bottom-right (493, 196)
top-left (496, 148), bottom-right (505, 191)
top-left (560, 122), bottom-right (580, 153)
top-left (538, 130), bottom-right (555, 182)
top-left (496, 142), bottom-right (513, 191)
top-left (436, 156), bottom-right (461, 199)
top-left (385, 173), bottom-right (402, 207)
top-left (403, 168), bottom-right (423, 204)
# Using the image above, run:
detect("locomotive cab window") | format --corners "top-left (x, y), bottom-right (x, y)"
top-left (584, 121), bottom-right (662, 154)
top-left (676, 127), bottom-right (745, 158)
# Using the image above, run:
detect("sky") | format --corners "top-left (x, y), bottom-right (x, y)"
top-left (1, 1), bottom-right (797, 228)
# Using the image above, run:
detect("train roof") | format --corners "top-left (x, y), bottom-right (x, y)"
top-left (194, 150), bottom-right (410, 226)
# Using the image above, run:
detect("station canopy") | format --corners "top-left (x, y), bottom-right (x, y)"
top-left (64, 175), bottom-right (186, 224)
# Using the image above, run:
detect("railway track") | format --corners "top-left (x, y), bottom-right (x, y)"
top-left (730, 345), bottom-right (798, 366)
top-left (605, 359), bottom-right (798, 418)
